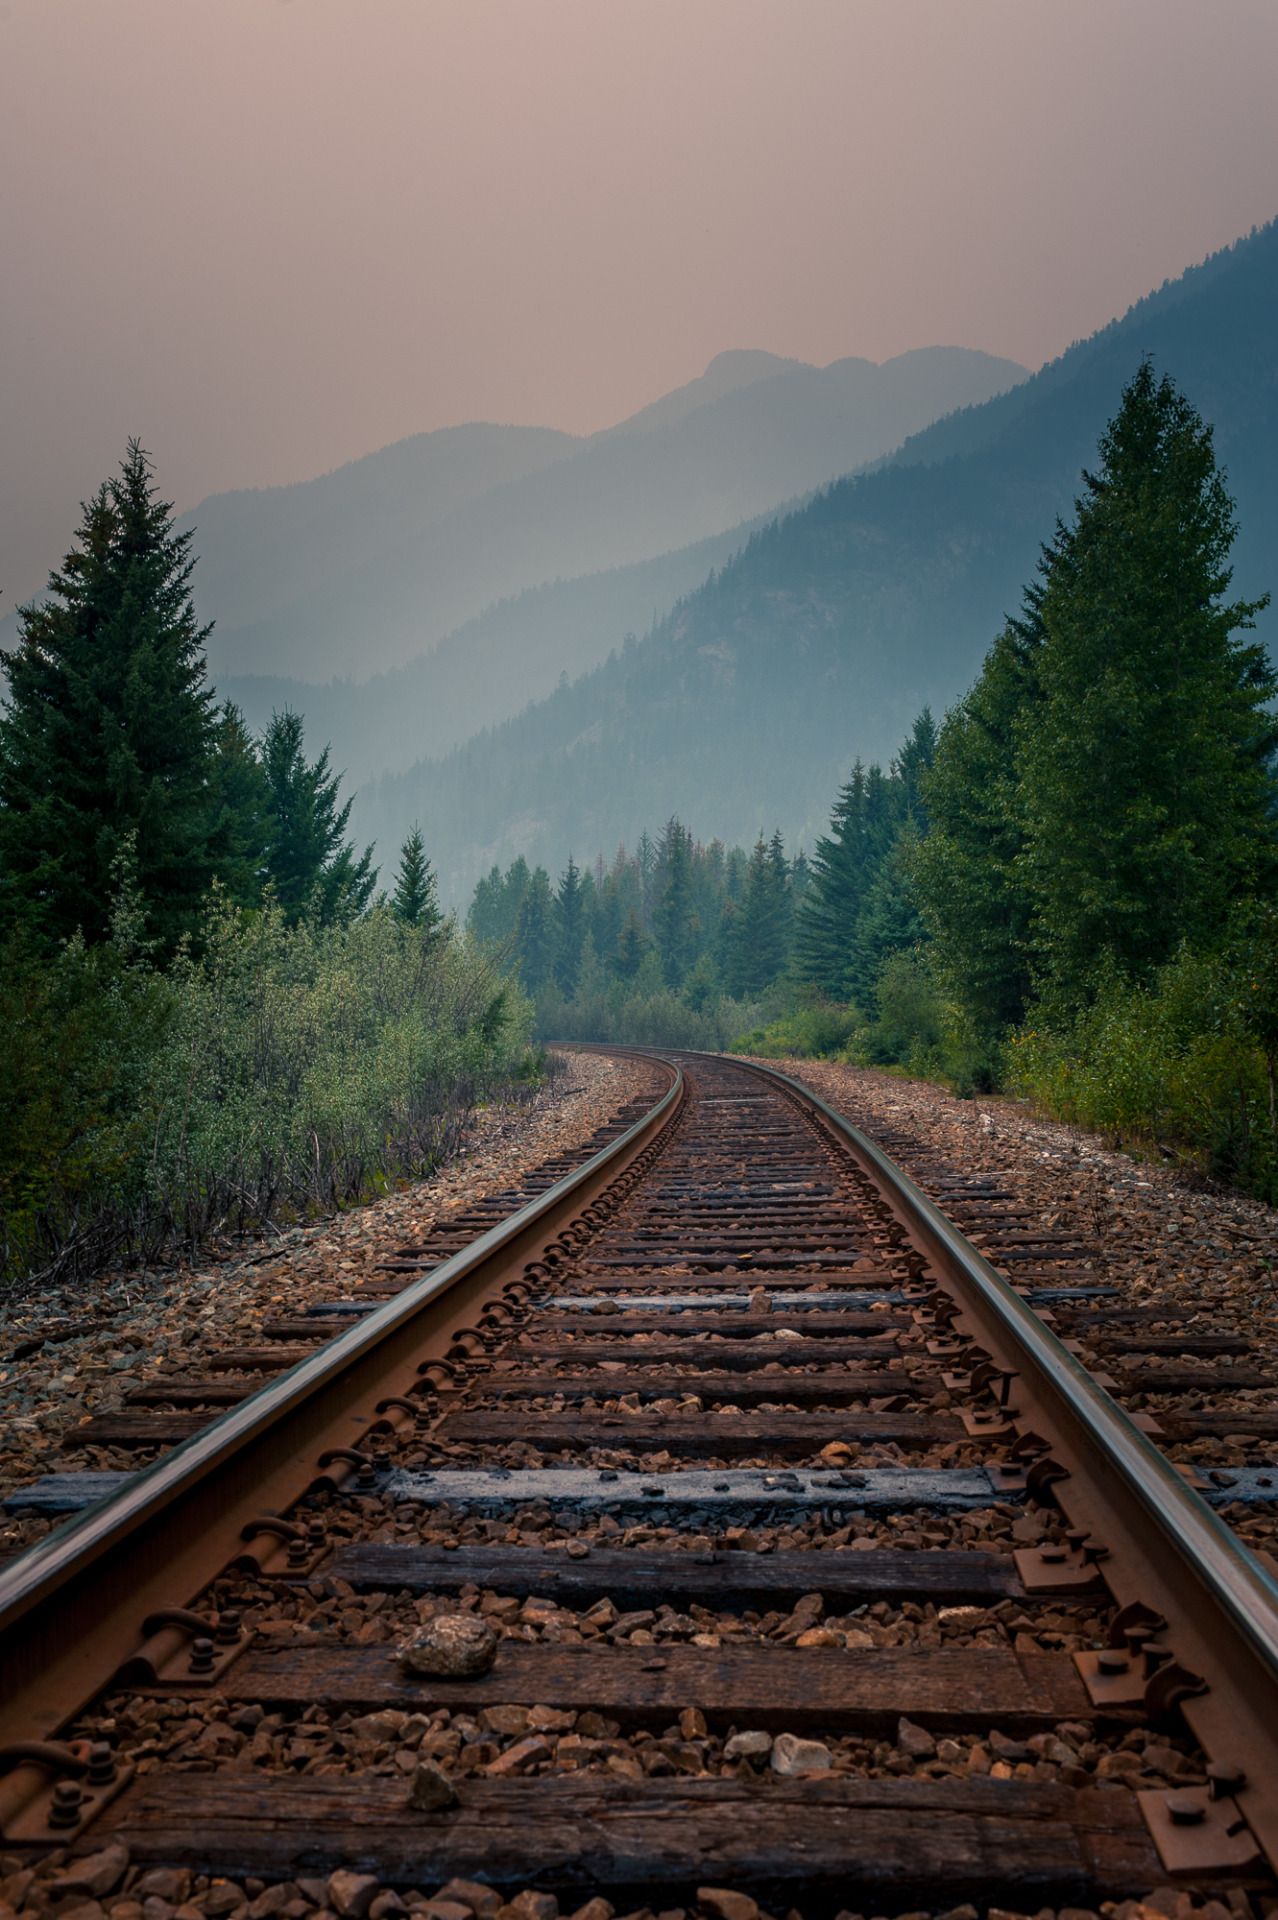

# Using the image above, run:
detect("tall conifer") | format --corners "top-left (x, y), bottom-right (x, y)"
top-left (391, 825), bottom-right (442, 935)
top-left (261, 711), bottom-right (377, 924)
top-left (0, 443), bottom-right (219, 948)
top-left (1017, 361), bottom-right (1275, 1000)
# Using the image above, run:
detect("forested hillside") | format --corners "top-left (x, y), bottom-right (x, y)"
top-left (218, 513), bottom-right (781, 788)
top-left (365, 223), bottom-right (1278, 898)
top-left (466, 363), bottom-right (1278, 1197)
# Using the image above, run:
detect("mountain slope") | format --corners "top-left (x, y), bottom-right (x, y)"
top-left (187, 343), bottom-right (1024, 684)
top-left (360, 222), bottom-right (1278, 900)
top-left (218, 512), bottom-right (785, 786)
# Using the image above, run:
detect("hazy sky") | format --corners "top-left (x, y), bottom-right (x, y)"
top-left (2, 0), bottom-right (1276, 609)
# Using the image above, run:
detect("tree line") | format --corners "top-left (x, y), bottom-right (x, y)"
top-left (466, 820), bottom-right (810, 1046)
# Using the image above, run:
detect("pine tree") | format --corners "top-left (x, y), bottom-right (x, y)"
top-left (727, 835), bottom-right (789, 994)
top-left (0, 442), bottom-right (220, 949)
top-left (1016, 361), bottom-right (1275, 1001)
top-left (850, 821), bottom-right (927, 1009)
top-left (613, 908), bottom-right (650, 981)
top-left (514, 867), bottom-right (555, 992)
top-left (795, 764), bottom-right (874, 998)
top-left (466, 867), bottom-right (505, 946)
top-left (261, 710), bottom-right (377, 924)
top-left (653, 817), bottom-right (697, 987)
top-left (207, 702), bottom-right (272, 910)
top-left (391, 825), bottom-right (442, 935)
top-left (912, 617), bottom-right (1043, 1035)
top-left (893, 709), bottom-right (938, 822)
top-left (553, 855), bottom-right (586, 996)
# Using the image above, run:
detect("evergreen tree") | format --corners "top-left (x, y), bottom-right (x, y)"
top-left (466, 867), bottom-right (505, 946)
top-left (0, 442), bottom-right (220, 949)
top-left (913, 617), bottom-right (1043, 1036)
top-left (391, 825), bottom-right (442, 935)
top-left (1016, 362), bottom-right (1275, 1001)
top-left (553, 856), bottom-right (586, 996)
top-left (653, 817), bottom-right (696, 986)
top-left (207, 702), bottom-right (272, 911)
top-left (487, 858), bottom-right (532, 947)
top-left (727, 835), bottom-right (789, 994)
top-left (850, 821), bottom-right (927, 1010)
top-left (261, 710), bottom-right (376, 924)
top-left (514, 867), bottom-right (555, 992)
top-left (894, 708), bottom-right (938, 822)
top-left (795, 764), bottom-right (875, 998)
top-left (613, 907), bottom-right (650, 981)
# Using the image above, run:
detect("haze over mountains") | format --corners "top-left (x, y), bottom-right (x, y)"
top-left (355, 222), bottom-right (1278, 901)
top-left (197, 346), bottom-right (1027, 763)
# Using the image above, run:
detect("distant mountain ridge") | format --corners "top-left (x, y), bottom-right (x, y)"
top-left (186, 341), bottom-right (1027, 685)
top-left (356, 221), bottom-right (1278, 901)
top-left (0, 343), bottom-right (1028, 779)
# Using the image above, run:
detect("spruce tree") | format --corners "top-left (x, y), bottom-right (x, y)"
top-left (653, 817), bottom-right (696, 987)
top-left (391, 825), bottom-right (442, 935)
top-left (913, 617), bottom-right (1043, 1036)
top-left (1016, 362), bottom-right (1275, 1000)
top-left (613, 908), bottom-right (650, 982)
top-left (514, 867), bottom-right (555, 991)
top-left (553, 856), bottom-right (586, 997)
top-left (796, 762), bottom-right (898, 999)
top-left (207, 702), bottom-right (272, 910)
top-left (728, 835), bottom-right (789, 994)
top-left (0, 443), bottom-right (219, 949)
top-left (261, 710), bottom-right (376, 924)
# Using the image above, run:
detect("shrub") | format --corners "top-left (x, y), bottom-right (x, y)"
top-left (1009, 941), bottom-right (1277, 1200)
top-left (731, 999), bottom-right (863, 1059)
top-left (0, 898), bottom-right (534, 1289)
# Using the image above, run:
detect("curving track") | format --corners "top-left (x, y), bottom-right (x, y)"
top-left (2, 1049), bottom-right (1278, 1914)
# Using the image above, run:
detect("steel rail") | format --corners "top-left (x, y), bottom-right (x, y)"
top-left (717, 1051), bottom-right (1278, 1872)
top-left (0, 1059), bottom-right (683, 1746)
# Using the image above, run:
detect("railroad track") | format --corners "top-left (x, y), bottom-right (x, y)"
top-left (2, 1049), bottom-right (1278, 1916)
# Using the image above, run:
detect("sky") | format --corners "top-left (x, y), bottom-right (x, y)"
top-left (2, 0), bottom-right (1276, 611)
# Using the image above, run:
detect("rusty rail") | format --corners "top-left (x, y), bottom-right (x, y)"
top-left (719, 1051), bottom-right (1278, 1876)
top-left (0, 1058), bottom-right (683, 1745)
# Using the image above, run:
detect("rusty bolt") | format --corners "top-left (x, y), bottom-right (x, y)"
top-left (287, 1535), bottom-right (310, 1567)
top-left (48, 1780), bottom-right (83, 1828)
top-left (215, 1610), bottom-right (242, 1646)
top-left (1097, 1648), bottom-right (1129, 1674)
top-left (1167, 1791), bottom-right (1207, 1826)
top-left (1207, 1760), bottom-right (1247, 1799)
top-left (188, 1636), bottom-right (216, 1674)
top-left (86, 1741), bottom-right (116, 1787)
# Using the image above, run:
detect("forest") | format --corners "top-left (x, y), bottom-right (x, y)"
top-left (2, 359), bottom-right (1275, 1299)
top-left (469, 365), bottom-right (1278, 1200)
top-left (0, 446), bottom-right (534, 1288)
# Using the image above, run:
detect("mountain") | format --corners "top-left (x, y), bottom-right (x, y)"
top-left (358, 222), bottom-right (1278, 901)
top-left (186, 344), bottom-right (1024, 685)
top-left (219, 513), bottom-right (783, 787)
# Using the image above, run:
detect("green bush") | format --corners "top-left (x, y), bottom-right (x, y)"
top-left (731, 999), bottom-right (863, 1059)
top-left (0, 898), bottom-right (534, 1288)
top-left (1009, 940), bottom-right (1278, 1200)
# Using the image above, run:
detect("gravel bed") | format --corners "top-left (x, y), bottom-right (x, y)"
top-left (740, 1059), bottom-right (1278, 1355)
top-left (0, 1053), bottom-right (658, 1546)
top-left (5, 1055), bottom-right (1267, 1920)
top-left (0, 1849), bottom-right (1252, 1920)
